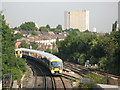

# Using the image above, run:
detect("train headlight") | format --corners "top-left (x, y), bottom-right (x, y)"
top-left (59, 71), bottom-right (62, 73)
top-left (51, 71), bottom-right (54, 74)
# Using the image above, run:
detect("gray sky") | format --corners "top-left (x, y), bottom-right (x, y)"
top-left (2, 2), bottom-right (118, 33)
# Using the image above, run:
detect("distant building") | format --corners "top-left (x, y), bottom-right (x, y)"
top-left (93, 27), bottom-right (97, 32)
top-left (16, 32), bottom-right (67, 51)
top-left (64, 10), bottom-right (89, 32)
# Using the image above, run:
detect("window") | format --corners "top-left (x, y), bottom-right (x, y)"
top-left (51, 62), bottom-right (62, 66)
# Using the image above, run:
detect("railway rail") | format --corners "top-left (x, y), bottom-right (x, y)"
top-left (25, 56), bottom-right (67, 89)
top-left (59, 76), bottom-right (66, 90)
top-left (64, 61), bottom-right (120, 78)
top-left (64, 61), bottom-right (90, 77)
top-left (64, 61), bottom-right (120, 86)
top-left (28, 60), bottom-right (47, 89)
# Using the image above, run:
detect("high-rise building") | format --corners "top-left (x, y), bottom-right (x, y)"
top-left (64, 10), bottom-right (89, 32)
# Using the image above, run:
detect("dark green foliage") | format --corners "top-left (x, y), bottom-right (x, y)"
top-left (19, 41), bottom-right (38, 50)
top-left (45, 48), bottom-right (51, 53)
top-left (56, 24), bottom-right (62, 30)
top-left (1, 14), bottom-right (26, 83)
top-left (112, 21), bottom-right (118, 31)
top-left (30, 41), bottom-right (38, 49)
top-left (84, 73), bottom-right (107, 84)
top-left (46, 24), bottom-right (50, 29)
top-left (56, 30), bottom-right (120, 75)
top-left (14, 33), bottom-right (23, 40)
top-left (39, 27), bottom-right (49, 32)
top-left (31, 32), bottom-right (38, 35)
top-left (19, 40), bottom-right (29, 49)
top-left (19, 21), bottom-right (38, 31)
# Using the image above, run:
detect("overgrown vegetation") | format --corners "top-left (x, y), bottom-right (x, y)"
top-left (84, 73), bottom-right (107, 84)
top-left (79, 73), bottom-right (107, 89)
top-left (1, 14), bottom-right (26, 86)
top-left (18, 40), bottom-right (38, 50)
top-left (56, 30), bottom-right (120, 75)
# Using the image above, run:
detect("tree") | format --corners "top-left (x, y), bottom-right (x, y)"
top-left (30, 42), bottom-right (38, 49)
top-left (112, 21), bottom-right (118, 31)
top-left (56, 24), bottom-right (62, 30)
top-left (31, 32), bottom-right (38, 35)
top-left (39, 27), bottom-right (49, 32)
top-left (46, 24), bottom-right (50, 29)
top-left (56, 29), bottom-right (120, 75)
top-left (19, 21), bottom-right (38, 31)
top-left (1, 13), bottom-right (26, 84)
top-left (19, 40), bottom-right (29, 48)
top-left (14, 33), bottom-right (23, 40)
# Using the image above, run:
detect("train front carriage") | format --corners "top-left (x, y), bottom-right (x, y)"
top-left (50, 60), bottom-right (63, 75)
top-left (15, 48), bottom-right (63, 75)
top-left (15, 49), bottom-right (22, 58)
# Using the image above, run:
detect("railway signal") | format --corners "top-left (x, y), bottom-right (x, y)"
top-left (3, 74), bottom-right (12, 87)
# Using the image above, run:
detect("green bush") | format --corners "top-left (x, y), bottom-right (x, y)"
top-left (31, 32), bottom-right (38, 35)
top-left (84, 73), bottom-right (107, 84)
top-left (80, 82), bottom-right (94, 89)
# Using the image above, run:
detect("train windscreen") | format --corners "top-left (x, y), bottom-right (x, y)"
top-left (51, 62), bottom-right (62, 66)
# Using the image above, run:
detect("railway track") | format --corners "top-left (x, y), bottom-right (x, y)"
top-left (64, 62), bottom-right (90, 77)
top-left (28, 60), bottom-right (47, 89)
top-left (53, 76), bottom-right (66, 90)
top-left (64, 61), bottom-right (120, 78)
top-left (59, 76), bottom-right (66, 90)
top-left (25, 56), bottom-right (67, 89)
top-left (50, 76), bottom-right (56, 90)
top-left (64, 61), bottom-right (120, 86)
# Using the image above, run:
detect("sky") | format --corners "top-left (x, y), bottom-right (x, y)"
top-left (2, 1), bottom-right (119, 33)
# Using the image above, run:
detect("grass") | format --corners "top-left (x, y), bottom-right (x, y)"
top-left (84, 72), bottom-right (107, 84)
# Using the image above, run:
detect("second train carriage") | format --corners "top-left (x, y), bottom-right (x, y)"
top-left (15, 48), bottom-right (63, 75)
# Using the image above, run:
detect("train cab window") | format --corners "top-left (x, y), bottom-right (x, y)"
top-left (16, 51), bottom-right (18, 54)
top-left (16, 51), bottom-right (21, 54)
top-left (51, 62), bottom-right (62, 66)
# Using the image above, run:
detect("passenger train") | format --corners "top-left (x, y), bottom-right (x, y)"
top-left (15, 48), bottom-right (63, 75)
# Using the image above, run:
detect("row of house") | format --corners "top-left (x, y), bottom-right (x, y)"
top-left (15, 30), bottom-right (68, 51)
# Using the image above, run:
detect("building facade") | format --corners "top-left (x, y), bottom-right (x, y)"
top-left (64, 10), bottom-right (89, 32)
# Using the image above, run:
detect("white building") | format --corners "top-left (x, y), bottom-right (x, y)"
top-left (64, 10), bottom-right (89, 32)
top-left (35, 39), bottom-right (64, 45)
top-left (93, 27), bottom-right (97, 32)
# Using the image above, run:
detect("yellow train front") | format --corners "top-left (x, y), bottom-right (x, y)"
top-left (50, 60), bottom-right (63, 75)
top-left (15, 49), bottom-right (22, 58)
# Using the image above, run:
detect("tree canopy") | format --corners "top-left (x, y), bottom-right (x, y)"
top-left (46, 24), bottom-right (50, 29)
top-left (19, 21), bottom-right (38, 31)
top-left (56, 24), bottom-right (62, 30)
top-left (39, 26), bottom-right (49, 32)
top-left (56, 30), bottom-right (120, 75)
top-left (1, 14), bottom-right (26, 84)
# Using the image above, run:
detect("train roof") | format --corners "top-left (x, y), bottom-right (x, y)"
top-left (15, 48), bottom-right (62, 62)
